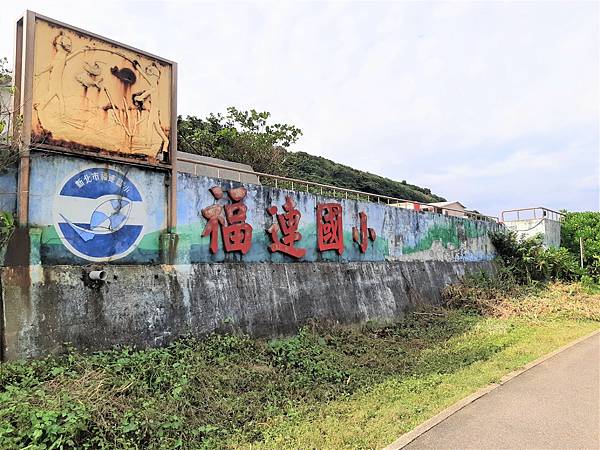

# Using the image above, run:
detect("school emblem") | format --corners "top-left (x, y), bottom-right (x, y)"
top-left (54, 168), bottom-right (145, 261)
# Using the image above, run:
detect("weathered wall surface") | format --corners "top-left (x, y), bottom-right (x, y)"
top-left (3, 153), bottom-right (500, 265)
top-left (0, 166), bottom-right (17, 214)
top-left (175, 174), bottom-right (499, 264)
top-left (2, 260), bottom-right (495, 360)
top-left (28, 153), bottom-right (167, 264)
top-left (1, 152), bottom-right (501, 360)
top-left (542, 219), bottom-right (561, 248)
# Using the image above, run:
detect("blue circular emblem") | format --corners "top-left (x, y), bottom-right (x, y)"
top-left (54, 168), bottom-right (145, 262)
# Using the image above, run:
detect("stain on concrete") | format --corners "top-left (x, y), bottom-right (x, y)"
top-left (1, 260), bottom-right (496, 360)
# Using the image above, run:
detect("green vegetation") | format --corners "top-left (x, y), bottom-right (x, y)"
top-left (561, 211), bottom-right (600, 281)
top-left (178, 108), bottom-right (444, 203)
top-left (0, 211), bottom-right (14, 248)
top-left (490, 230), bottom-right (581, 284)
top-left (489, 212), bottom-right (600, 287)
top-left (0, 57), bottom-right (10, 86)
top-left (177, 108), bottom-right (301, 175)
top-left (280, 151), bottom-right (444, 203)
top-left (0, 57), bottom-right (13, 141)
top-left (1, 282), bottom-right (597, 449)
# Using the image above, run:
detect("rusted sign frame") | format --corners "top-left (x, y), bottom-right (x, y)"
top-left (13, 10), bottom-right (178, 230)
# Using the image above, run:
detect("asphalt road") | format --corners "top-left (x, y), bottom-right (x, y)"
top-left (403, 333), bottom-right (600, 449)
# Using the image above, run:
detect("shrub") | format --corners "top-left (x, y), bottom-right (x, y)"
top-left (489, 230), bottom-right (581, 284)
top-left (561, 212), bottom-right (600, 281)
top-left (268, 328), bottom-right (348, 384)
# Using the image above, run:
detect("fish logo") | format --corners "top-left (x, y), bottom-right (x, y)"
top-left (54, 168), bottom-right (145, 261)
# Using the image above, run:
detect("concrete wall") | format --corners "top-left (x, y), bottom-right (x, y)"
top-left (0, 152), bottom-right (501, 360)
top-left (2, 260), bottom-right (495, 359)
top-left (19, 153), bottom-right (499, 265)
top-left (28, 153), bottom-right (167, 264)
top-left (175, 173), bottom-right (498, 264)
top-left (504, 218), bottom-right (561, 248)
top-left (0, 166), bottom-right (17, 214)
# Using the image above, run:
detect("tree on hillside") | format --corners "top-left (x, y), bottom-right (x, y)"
top-left (178, 107), bottom-right (444, 202)
top-left (178, 107), bottom-right (302, 174)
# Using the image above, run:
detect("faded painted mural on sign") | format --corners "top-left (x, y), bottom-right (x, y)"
top-left (31, 18), bottom-right (172, 161)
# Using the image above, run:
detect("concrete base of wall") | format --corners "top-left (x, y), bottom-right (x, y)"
top-left (1, 261), bottom-right (495, 360)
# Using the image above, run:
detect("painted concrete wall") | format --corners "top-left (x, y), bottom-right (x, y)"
top-left (2, 260), bottom-right (495, 359)
top-left (504, 218), bottom-right (561, 248)
top-left (1, 153), bottom-right (499, 266)
top-left (1, 152), bottom-right (502, 360)
top-left (175, 174), bottom-right (498, 264)
top-left (0, 166), bottom-right (17, 214)
top-left (28, 154), bottom-right (167, 264)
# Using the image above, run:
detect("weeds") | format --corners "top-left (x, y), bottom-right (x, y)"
top-left (2, 271), bottom-right (599, 449)
top-left (2, 283), bottom-right (598, 449)
top-left (0, 311), bottom-right (479, 449)
top-left (0, 211), bottom-right (14, 248)
top-left (489, 230), bottom-right (581, 284)
top-left (561, 211), bottom-right (600, 281)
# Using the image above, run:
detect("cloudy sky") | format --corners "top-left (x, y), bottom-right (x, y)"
top-left (1, 0), bottom-right (598, 216)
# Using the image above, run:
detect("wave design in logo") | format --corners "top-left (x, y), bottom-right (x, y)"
top-left (54, 168), bottom-right (145, 261)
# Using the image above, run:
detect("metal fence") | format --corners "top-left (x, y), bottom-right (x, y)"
top-left (177, 155), bottom-right (499, 222)
top-left (500, 207), bottom-right (564, 223)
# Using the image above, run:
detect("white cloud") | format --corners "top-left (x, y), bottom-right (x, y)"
top-left (0, 0), bottom-right (598, 215)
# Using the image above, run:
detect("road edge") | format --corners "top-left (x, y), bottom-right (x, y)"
top-left (383, 328), bottom-right (600, 450)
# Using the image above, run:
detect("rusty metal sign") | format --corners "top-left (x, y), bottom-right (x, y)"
top-left (19, 12), bottom-right (176, 166)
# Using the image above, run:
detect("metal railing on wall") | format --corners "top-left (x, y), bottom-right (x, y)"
top-left (177, 155), bottom-right (499, 223)
top-left (500, 207), bottom-right (564, 223)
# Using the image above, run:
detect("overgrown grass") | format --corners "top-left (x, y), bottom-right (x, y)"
top-left (1, 283), bottom-right (598, 449)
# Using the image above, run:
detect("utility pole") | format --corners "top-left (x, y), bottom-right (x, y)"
top-left (579, 236), bottom-right (584, 269)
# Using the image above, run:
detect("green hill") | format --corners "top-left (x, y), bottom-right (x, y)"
top-left (281, 151), bottom-right (445, 203)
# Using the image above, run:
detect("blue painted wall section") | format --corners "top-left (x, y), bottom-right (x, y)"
top-left (175, 173), bottom-right (498, 264)
top-left (1, 153), bottom-right (499, 265)
top-left (27, 154), bottom-right (167, 264)
top-left (0, 167), bottom-right (17, 214)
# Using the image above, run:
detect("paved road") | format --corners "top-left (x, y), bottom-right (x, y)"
top-left (403, 333), bottom-right (600, 449)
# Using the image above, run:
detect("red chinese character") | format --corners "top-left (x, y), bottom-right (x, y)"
top-left (201, 186), bottom-right (253, 255)
top-left (316, 203), bottom-right (344, 255)
top-left (266, 196), bottom-right (306, 259)
top-left (352, 211), bottom-right (376, 253)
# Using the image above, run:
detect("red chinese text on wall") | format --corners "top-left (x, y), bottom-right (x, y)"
top-left (316, 203), bottom-right (344, 255)
top-left (352, 211), bottom-right (376, 253)
top-left (266, 196), bottom-right (306, 259)
top-left (201, 186), bottom-right (253, 254)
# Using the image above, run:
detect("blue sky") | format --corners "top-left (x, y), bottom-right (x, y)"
top-left (2, 1), bottom-right (598, 215)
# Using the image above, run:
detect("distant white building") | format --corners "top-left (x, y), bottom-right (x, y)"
top-left (391, 200), bottom-right (487, 220)
top-left (422, 201), bottom-right (467, 218)
top-left (501, 207), bottom-right (563, 248)
top-left (390, 201), bottom-right (423, 211)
